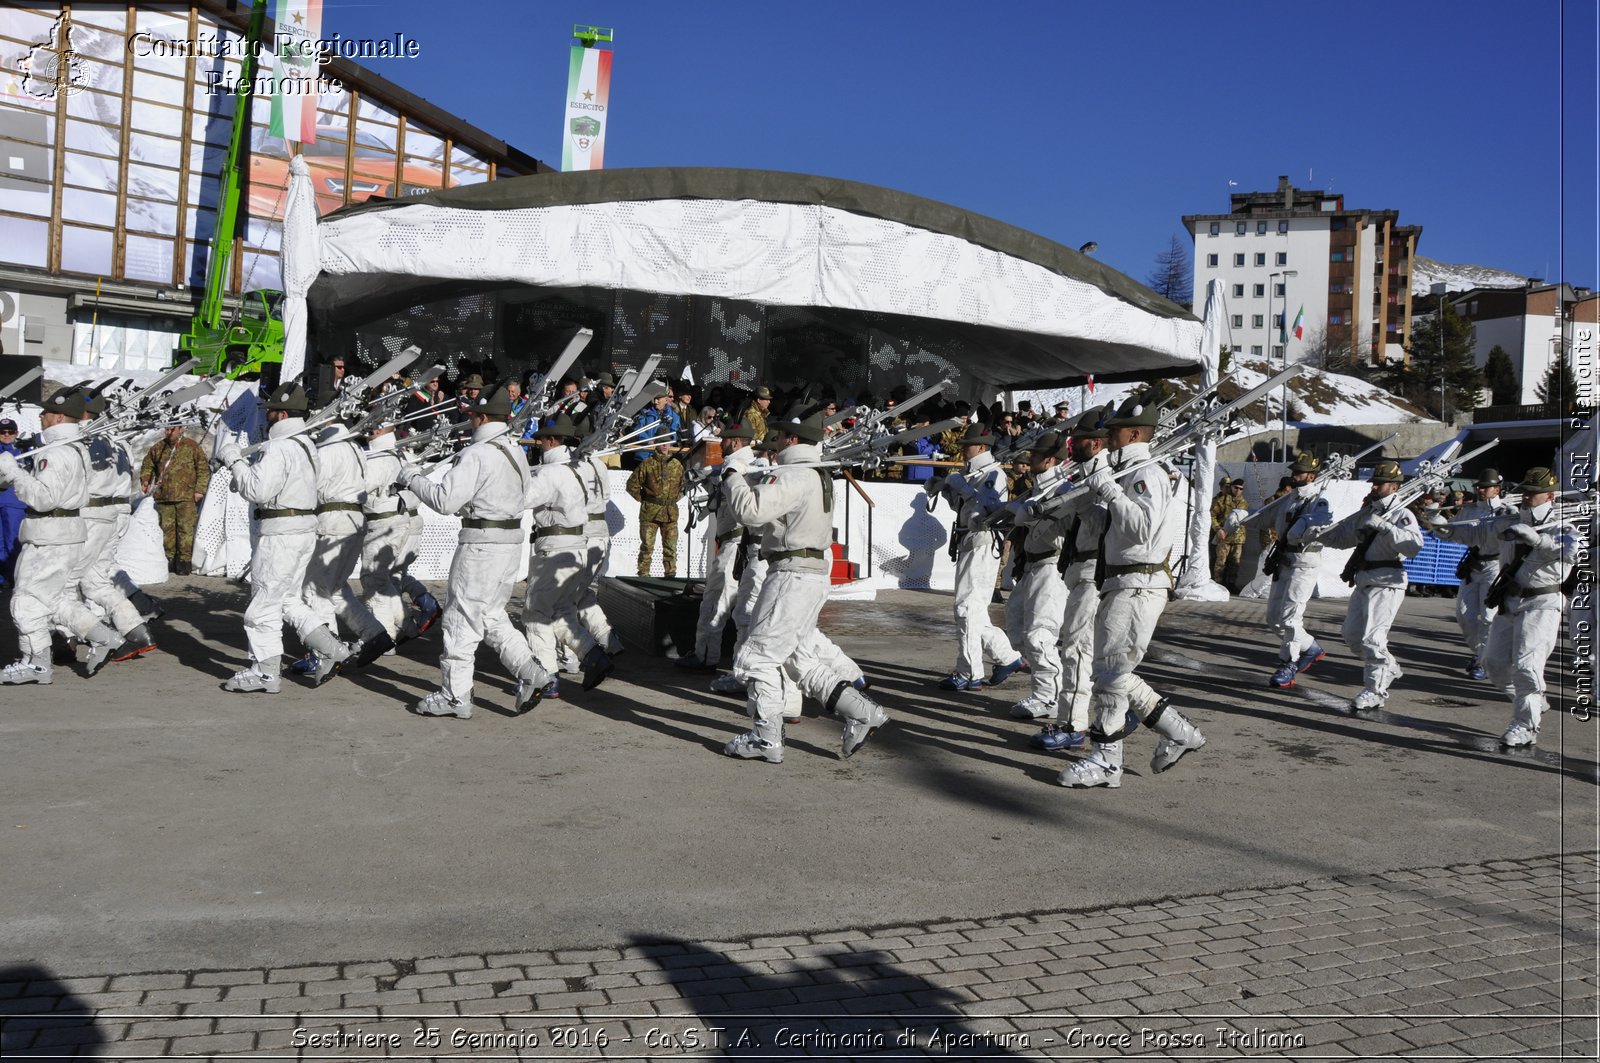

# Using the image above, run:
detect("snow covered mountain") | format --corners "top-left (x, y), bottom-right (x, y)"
top-left (1410, 256), bottom-right (1530, 296)
top-left (1015, 356), bottom-right (1433, 428)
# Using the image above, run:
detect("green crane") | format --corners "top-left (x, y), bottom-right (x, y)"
top-left (175, 0), bottom-right (285, 385)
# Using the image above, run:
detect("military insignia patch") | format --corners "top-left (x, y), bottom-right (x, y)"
top-left (1134, 480), bottom-right (1148, 495)
top-left (37, 459), bottom-right (46, 470)
top-left (761, 474), bottom-right (778, 485)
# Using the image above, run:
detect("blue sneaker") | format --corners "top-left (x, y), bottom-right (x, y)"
top-left (988, 658), bottom-right (1027, 686)
top-left (1294, 641), bottom-right (1326, 674)
top-left (1469, 663), bottom-right (1488, 681)
top-left (289, 653), bottom-right (320, 676)
top-left (852, 676), bottom-right (870, 691)
top-left (541, 678), bottom-right (561, 700)
top-left (1031, 724), bottom-right (1087, 751)
top-left (938, 673), bottom-right (971, 691)
top-left (1269, 661), bottom-right (1298, 688)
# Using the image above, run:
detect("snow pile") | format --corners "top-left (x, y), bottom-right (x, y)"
top-left (1016, 357), bottom-right (1433, 427)
top-left (1410, 256), bottom-right (1529, 297)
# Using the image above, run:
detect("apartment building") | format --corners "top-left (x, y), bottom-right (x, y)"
top-left (1183, 176), bottom-right (1422, 367)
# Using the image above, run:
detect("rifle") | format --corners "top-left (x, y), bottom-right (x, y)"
top-left (239, 345), bottom-right (423, 457)
top-left (571, 353), bottom-right (667, 461)
top-left (1379, 437), bottom-right (1500, 520)
top-left (825, 378), bottom-right (950, 458)
top-left (22, 359), bottom-right (204, 459)
top-left (1240, 432), bottom-right (1399, 527)
top-left (1016, 370), bottom-right (1305, 521)
top-left (1159, 371), bottom-right (1239, 430)
top-left (510, 328), bottom-right (594, 439)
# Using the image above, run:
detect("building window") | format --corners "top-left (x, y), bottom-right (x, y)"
top-left (1206, 253), bottom-right (1218, 267)
top-left (1274, 283), bottom-right (1285, 297)
top-left (1254, 253), bottom-right (1266, 266)
top-left (1272, 345), bottom-right (1284, 358)
top-left (1251, 345), bottom-right (1263, 356)
top-left (1232, 284), bottom-right (1244, 298)
top-left (1209, 222), bottom-right (1220, 236)
top-left (1233, 253), bottom-right (1245, 267)
top-left (1278, 221), bottom-right (1289, 234)
top-left (1329, 312), bottom-right (1344, 325)
top-left (1331, 251), bottom-right (1345, 262)
top-left (1253, 284), bottom-right (1265, 297)
top-left (1275, 252), bottom-right (1287, 265)
top-left (1252, 314), bottom-right (1264, 328)
top-left (1273, 313), bottom-right (1284, 329)
top-left (1257, 221), bottom-right (1268, 234)
top-left (1231, 315), bottom-right (1243, 328)
top-left (1236, 221), bottom-right (1247, 235)
top-left (1231, 345), bottom-right (1242, 354)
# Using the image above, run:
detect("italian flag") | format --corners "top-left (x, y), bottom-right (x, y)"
top-left (270, 0), bottom-right (322, 144)
top-left (1291, 305), bottom-right (1305, 341)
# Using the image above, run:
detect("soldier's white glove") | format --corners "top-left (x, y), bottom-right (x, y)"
top-left (1423, 509), bottom-right (1448, 530)
top-left (0, 450), bottom-right (17, 486)
top-left (1085, 468), bottom-right (1117, 502)
top-left (212, 430), bottom-right (243, 468)
top-left (1503, 523), bottom-right (1541, 547)
top-left (1361, 509), bottom-right (1390, 533)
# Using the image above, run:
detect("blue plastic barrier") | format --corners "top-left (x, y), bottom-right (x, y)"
top-left (1402, 534), bottom-right (1470, 588)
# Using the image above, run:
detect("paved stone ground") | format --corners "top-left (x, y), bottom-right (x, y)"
top-left (1, 577), bottom-right (1597, 1059)
top-left (2, 851), bottom-right (1595, 1059)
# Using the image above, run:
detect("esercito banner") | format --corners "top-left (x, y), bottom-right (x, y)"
top-left (562, 45), bottom-right (611, 171)
top-left (270, 0), bottom-right (322, 144)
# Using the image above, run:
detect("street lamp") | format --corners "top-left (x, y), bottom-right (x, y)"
top-left (1270, 270), bottom-right (1298, 460)
top-left (1440, 291), bottom-right (1448, 424)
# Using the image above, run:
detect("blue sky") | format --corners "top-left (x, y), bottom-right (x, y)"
top-left (325, 0), bottom-right (1598, 291)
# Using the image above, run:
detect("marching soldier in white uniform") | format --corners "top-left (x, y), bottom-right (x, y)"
top-left (524, 414), bottom-right (612, 697)
top-left (401, 387), bottom-right (550, 719)
top-left (61, 389), bottom-right (157, 665)
top-left (344, 423), bottom-right (414, 644)
top-left (931, 422), bottom-right (1024, 692)
top-left (1430, 469), bottom-right (1510, 681)
top-left (721, 413), bottom-right (887, 762)
top-left (1264, 453), bottom-right (1333, 688)
top-left (1032, 406), bottom-right (1111, 751)
top-left (286, 421), bottom-right (384, 681)
top-left (1060, 397), bottom-right (1206, 788)
top-left (0, 388), bottom-right (97, 683)
top-left (1301, 460), bottom-right (1423, 712)
top-left (571, 424), bottom-right (624, 659)
top-left (1480, 467), bottom-right (1581, 747)
top-left (680, 419), bottom-right (759, 671)
top-left (997, 432), bottom-right (1070, 721)
top-left (214, 383), bottom-right (323, 694)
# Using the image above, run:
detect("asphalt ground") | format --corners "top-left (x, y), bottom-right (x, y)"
top-left (1, 576), bottom-right (1595, 985)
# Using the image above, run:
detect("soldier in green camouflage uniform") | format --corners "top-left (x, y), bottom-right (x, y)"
top-left (1210, 477), bottom-right (1248, 591)
top-left (626, 443), bottom-right (686, 577)
top-left (139, 422), bottom-right (211, 574)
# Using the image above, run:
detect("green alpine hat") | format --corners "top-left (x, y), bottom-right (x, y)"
top-left (1370, 460), bottom-right (1404, 484)
top-left (1517, 467), bottom-right (1559, 493)
top-left (472, 386), bottom-right (513, 418)
top-left (1105, 394), bottom-right (1159, 429)
top-left (532, 413), bottom-right (579, 440)
top-left (264, 382), bottom-right (309, 413)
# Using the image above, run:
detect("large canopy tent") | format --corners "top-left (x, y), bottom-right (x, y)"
top-left (289, 167), bottom-right (1203, 395)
